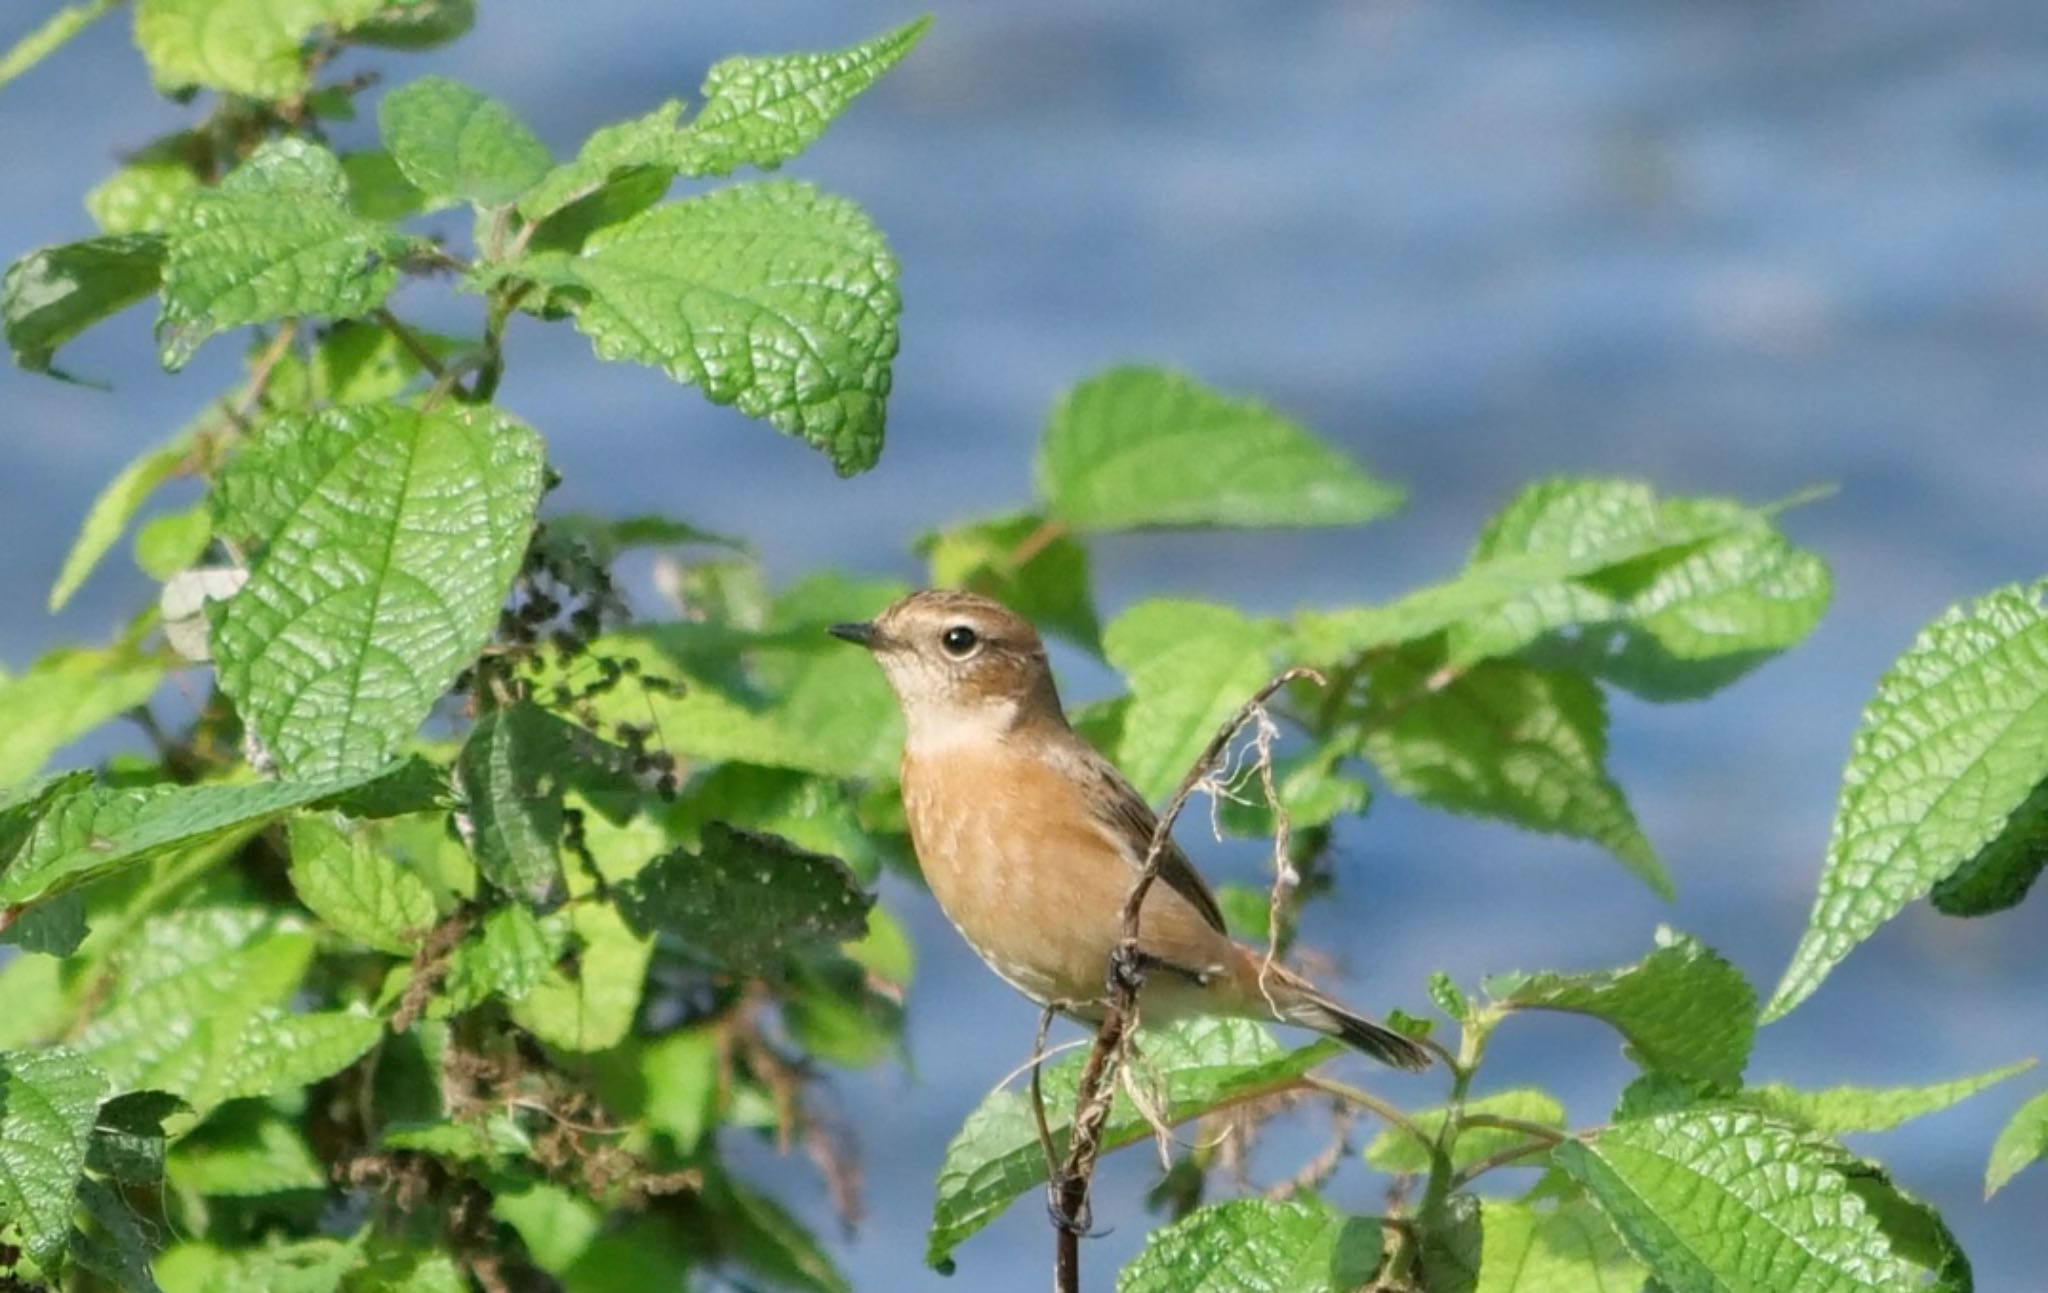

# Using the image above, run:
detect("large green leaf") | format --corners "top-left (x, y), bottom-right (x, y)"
top-left (918, 512), bottom-right (1102, 652)
top-left (1359, 651), bottom-right (1667, 896)
top-left (49, 431), bottom-right (194, 611)
top-left (210, 403), bottom-right (544, 778)
top-left (1741, 1059), bottom-right (2035, 1136)
top-left (0, 646), bottom-right (166, 790)
top-left (0, 1049), bottom-right (105, 1270)
top-left (452, 700), bottom-right (638, 904)
top-left (1768, 583), bottom-right (2048, 1020)
top-left (134, 0), bottom-right (384, 99)
top-left (1474, 1200), bottom-right (1644, 1293)
top-left (157, 139), bottom-right (415, 368)
top-left (75, 907), bottom-right (381, 1113)
top-left (287, 814), bottom-right (438, 954)
top-left (377, 75), bottom-right (552, 208)
top-left (674, 18), bottom-right (930, 177)
top-left (1037, 366), bottom-right (1403, 531)
top-left (1455, 481), bottom-right (1830, 698)
top-left (2, 234), bottom-right (164, 374)
top-left (616, 824), bottom-right (871, 977)
top-left (524, 180), bottom-right (900, 475)
top-left (0, 768), bottom-right (388, 907)
top-left (1557, 1110), bottom-right (1928, 1293)
top-left (927, 1017), bottom-right (1338, 1269)
top-left (1365, 1089), bottom-right (1567, 1174)
top-left (1104, 598), bottom-right (1286, 802)
top-left (1117, 1197), bottom-right (1380, 1293)
top-left (1488, 929), bottom-right (1756, 1087)
top-left (508, 900), bottom-right (650, 1052)
top-left (1986, 1089), bottom-right (2048, 1199)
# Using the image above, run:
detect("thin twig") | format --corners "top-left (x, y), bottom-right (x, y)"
top-left (1048, 666), bottom-right (1326, 1293)
top-left (1447, 1136), bottom-right (1556, 1190)
top-left (228, 321), bottom-right (300, 425)
top-left (1301, 1074), bottom-right (1431, 1145)
top-left (373, 307), bottom-right (448, 379)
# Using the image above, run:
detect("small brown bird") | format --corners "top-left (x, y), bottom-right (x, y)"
top-left (830, 589), bottom-right (1428, 1070)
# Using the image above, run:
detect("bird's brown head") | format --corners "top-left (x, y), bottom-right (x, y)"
top-left (829, 589), bottom-right (1063, 749)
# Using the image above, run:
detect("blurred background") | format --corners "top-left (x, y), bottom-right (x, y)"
top-left (5, 1), bottom-right (2046, 1287)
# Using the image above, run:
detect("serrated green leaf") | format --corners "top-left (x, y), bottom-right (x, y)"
top-left (1474, 1199), bottom-right (1645, 1293)
top-left (0, 1048), bottom-right (105, 1269)
top-left (288, 814), bottom-right (437, 953)
top-left (156, 1238), bottom-right (362, 1293)
top-left (1359, 650), bottom-right (1668, 895)
top-left (134, 0), bottom-right (384, 99)
top-left (1104, 598), bottom-right (1285, 802)
top-left (673, 18), bottom-right (930, 178)
top-left (1037, 366), bottom-right (1402, 532)
top-left (380, 1113), bottom-right (531, 1165)
top-left (918, 512), bottom-right (1101, 652)
top-left (165, 1103), bottom-right (324, 1195)
top-left (2, 233), bottom-right (163, 375)
top-left (927, 1017), bottom-right (1338, 1269)
top-left (1768, 583), bottom-right (2048, 1020)
top-left (88, 1090), bottom-right (185, 1185)
top-left (378, 76), bottom-right (552, 208)
top-left (0, 645), bottom-right (166, 790)
top-left (50, 431), bottom-right (194, 611)
top-left (341, 149), bottom-right (429, 221)
top-left (158, 138), bottom-right (414, 368)
top-left (0, 769), bottom-right (385, 907)
top-left (672, 762), bottom-right (886, 883)
top-left (88, 150), bottom-right (203, 237)
top-left (439, 903), bottom-right (563, 1013)
top-left (453, 701), bottom-right (638, 904)
top-left (1742, 1059), bottom-right (2034, 1136)
top-left (0, 0), bottom-right (120, 89)
top-left (1366, 1089), bottom-right (1566, 1174)
top-left (516, 102), bottom-right (684, 228)
top-left (210, 403), bottom-right (544, 778)
top-left (1490, 929), bottom-right (1755, 1086)
top-left (526, 179), bottom-right (899, 475)
top-left (1557, 1110), bottom-right (1927, 1293)
top-left (508, 900), bottom-right (649, 1052)
top-left (1430, 972), bottom-right (1471, 1024)
top-left (593, 574), bottom-right (905, 779)
top-left (1986, 1089), bottom-right (2048, 1198)
top-left (616, 824), bottom-right (871, 976)
top-left (1117, 1196), bottom-right (1381, 1293)
top-left (1454, 481), bottom-right (1830, 698)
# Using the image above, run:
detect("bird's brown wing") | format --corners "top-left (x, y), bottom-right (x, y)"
top-left (1070, 742), bottom-right (1230, 937)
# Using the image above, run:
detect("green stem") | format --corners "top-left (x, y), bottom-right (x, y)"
top-left (1418, 1009), bottom-right (1492, 1221)
top-left (1301, 1074), bottom-right (1430, 1145)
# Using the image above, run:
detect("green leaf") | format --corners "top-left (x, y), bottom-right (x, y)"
top-left (88, 147), bottom-right (204, 237)
top-left (1422, 1191), bottom-right (1484, 1293)
top-left (347, 0), bottom-right (473, 50)
top-left (2, 234), bottom-right (164, 374)
top-left (1489, 929), bottom-right (1756, 1087)
top-left (133, 0), bottom-right (384, 99)
top-left (673, 18), bottom-right (930, 178)
top-left (439, 903), bottom-right (563, 1012)
top-left (300, 317), bottom-right (452, 405)
top-left (0, 1048), bottom-right (105, 1269)
top-left (617, 824), bottom-right (871, 976)
top-left (508, 900), bottom-right (650, 1052)
top-left (210, 403), bottom-right (544, 778)
top-left (349, 1246), bottom-right (467, 1293)
top-left (156, 1238), bottom-right (362, 1293)
top-left (1474, 1199), bottom-right (1645, 1293)
top-left (597, 574), bottom-right (905, 779)
top-left (918, 512), bottom-right (1101, 651)
top-left (1768, 583), bottom-right (2048, 1019)
top-left (1366, 1089), bottom-right (1567, 1174)
top-left (72, 1172), bottom-right (161, 1292)
top-left (638, 1027), bottom-right (721, 1153)
top-left (134, 505), bottom-right (214, 580)
top-left (165, 1103), bottom-right (325, 1195)
top-left (1557, 1110), bottom-right (1928, 1293)
top-left (927, 1017), bottom-right (1339, 1269)
top-left (158, 138), bottom-right (415, 368)
top-left (1359, 651), bottom-right (1667, 896)
top-left (1117, 1196), bottom-right (1381, 1293)
top-left (378, 76), bottom-right (552, 208)
top-left (50, 431), bottom-right (193, 611)
top-left (0, 768), bottom-right (386, 907)
top-left (1742, 1059), bottom-right (2035, 1136)
top-left (1455, 481), bottom-right (1831, 698)
top-left (453, 701), bottom-right (639, 904)
top-left (87, 1090), bottom-right (185, 1186)
top-left (671, 762), bottom-right (888, 883)
top-left (515, 102), bottom-right (684, 228)
top-left (73, 906), bottom-right (379, 1113)
top-left (525, 180), bottom-right (900, 476)
top-left (0, 0), bottom-right (121, 89)
top-left (1931, 775), bottom-right (2048, 915)
top-left (1037, 366), bottom-right (1403, 532)
top-left (0, 646), bottom-right (165, 791)
top-left (341, 150), bottom-right (429, 222)
top-left (1103, 598), bottom-right (1285, 802)
top-left (1987, 1089), bottom-right (2048, 1198)
top-left (287, 814), bottom-right (438, 953)
top-left (492, 1179), bottom-right (602, 1275)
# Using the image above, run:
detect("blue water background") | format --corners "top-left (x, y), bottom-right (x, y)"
top-left (4, 2), bottom-right (2047, 1288)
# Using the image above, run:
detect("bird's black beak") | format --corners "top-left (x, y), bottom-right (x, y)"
top-left (828, 621), bottom-right (878, 647)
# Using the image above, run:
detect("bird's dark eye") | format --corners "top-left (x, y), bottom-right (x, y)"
top-left (940, 625), bottom-right (980, 657)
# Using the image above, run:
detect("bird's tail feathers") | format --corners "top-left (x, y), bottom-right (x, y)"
top-left (1255, 963), bottom-right (1431, 1071)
